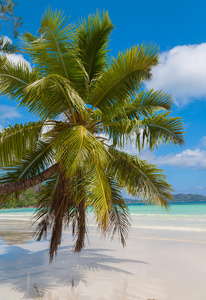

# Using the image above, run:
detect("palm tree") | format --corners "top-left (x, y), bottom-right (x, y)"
top-left (0, 9), bottom-right (184, 261)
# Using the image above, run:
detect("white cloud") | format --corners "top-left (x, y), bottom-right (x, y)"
top-left (41, 124), bottom-right (54, 135)
top-left (1, 36), bottom-right (32, 70)
top-left (146, 43), bottom-right (206, 105)
top-left (116, 134), bottom-right (206, 170)
top-left (6, 53), bottom-right (32, 71)
top-left (2, 36), bottom-right (12, 44)
top-left (100, 131), bottom-right (206, 170)
top-left (147, 148), bottom-right (206, 170)
top-left (0, 105), bottom-right (21, 120)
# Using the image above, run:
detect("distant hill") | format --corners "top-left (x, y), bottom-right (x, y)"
top-left (124, 193), bottom-right (206, 203)
top-left (173, 193), bottom-right (206, 202)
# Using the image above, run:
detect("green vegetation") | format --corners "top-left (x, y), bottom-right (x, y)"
top-left (0, 0), bottom-right (22, 38)
top-left (0, 188), bottom-right (38, 209)
top-left (2, 191), bottom-right (206, 210)
top-left (0, 1), bottom-right (22, 54)
top-left (0, 9), bottom-right (184, 261)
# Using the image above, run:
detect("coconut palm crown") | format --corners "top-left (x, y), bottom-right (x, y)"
top-left (0, 9), bottom-right (184, 261)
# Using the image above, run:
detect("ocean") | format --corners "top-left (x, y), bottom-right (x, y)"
top-left (1, 201), bottom-right (206, 216)
top-left (1, 201), bottom-right (206, 233)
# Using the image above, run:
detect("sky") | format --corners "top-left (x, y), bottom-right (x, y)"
top-left (1, 0), bottom-right (206, 195)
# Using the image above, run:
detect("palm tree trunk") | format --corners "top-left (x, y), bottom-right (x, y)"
top-left (74, 197), bottom-right (86, 252)
top-left (0, 163), bottom-right (59, 195)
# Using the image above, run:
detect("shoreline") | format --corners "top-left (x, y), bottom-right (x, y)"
top-left (1, 200), bottom-right (206, 211)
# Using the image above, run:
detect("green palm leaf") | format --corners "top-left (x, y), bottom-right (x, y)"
top-left (88, 44), bottom-right (159, 113)
top-left (24, 74), bottom-right (86, 120)
top-left (22, 9), bottom-right (85, 94)
top-left (101, 109), bottom-right (184, 150)
top-left (0, 139), bottom-right (54, 184)
top-left (54, 125), bottom-right (111, 176)
top-left (0, 121), bottom-right (48, 167)
top-left (86, 163), bottom-right (112, 230)
top-left (74, 11), bottom-right (114, 84)
top-left (142, 112), bottom-right (185, 150)
top-left (23, 9), bottom-right (72, 78)
top-left (0, 56), bottom-right (37, 102)
top-left (39, 9), bottom-right (73, 79)
top-left (108, 147), bottom-right (173, 207)
top-left (107, 177), bottom-right (130, 247)
top-left (0, 36), bottom-right (17, 53)
top-left (124, 89), bottom-right (172, 118)
top-left (0, 138), bottom-right (55, 205)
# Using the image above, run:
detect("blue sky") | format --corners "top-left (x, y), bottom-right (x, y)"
top-left (1, 0), bottom-right (206, 195)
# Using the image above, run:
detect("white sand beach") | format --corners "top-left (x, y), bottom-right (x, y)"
top-left (1, 210), bottom-right (206, 300)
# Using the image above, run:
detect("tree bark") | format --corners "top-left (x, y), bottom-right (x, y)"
top-left (0, 163), bottom-right (59, 195)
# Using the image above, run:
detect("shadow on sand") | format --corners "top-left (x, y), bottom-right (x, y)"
top-left (0, 234), bottom-right (148, 299)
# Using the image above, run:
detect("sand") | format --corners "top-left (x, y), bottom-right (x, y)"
top-left (0, 217), bottom-right (206, 300)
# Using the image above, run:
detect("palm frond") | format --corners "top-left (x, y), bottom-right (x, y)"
top-left (0, 138), bottom-right (55, 184)
top-left (23, 9), bottom-right (72, 78)
top-left (33, 174), bottom-right (59, 245)
top-left (0, 121), bottom-right (46, 167)
top-left (24, 74), bottom-right (86, 120)
top-left (0, 36), bottom-right (17, 53)
top-left (22, 9), bottom-right (85, 94)
top-left (100, 90), bottom-right (172, 124)
top-left (39, 8), bottom-right (73, 79)
top-left (86, 163), bottom-right (112, 230)
top-left (88, 44), bottom-right (159, 113)
top-left (141, 112), bottom-right (185, 150)
top-left (124, 89), bottom-right (172, 119)
top-left (107, 177), bottom-right (130, 246)
top-left (102, 117), bottom-right (140, 148)
top-left (54, 125), bottom-right (111, 177)
top-left (108, 148), bottom-right (173, 207)
top-left (101, 107), bottom-right (184, 150)
top-left (74, 11), bottom-right (114, 84)
top-left (0, 55), bottom-right (37, 102)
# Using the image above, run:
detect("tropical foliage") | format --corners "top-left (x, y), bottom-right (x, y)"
top-left (0, 1), bottom-right (22, 53)
top-left (0, 9), bottom-right (184, 261)
top-left (0, 187), bottom-right (38, 208)
top-left (0, 0), bottom-right (22, 38)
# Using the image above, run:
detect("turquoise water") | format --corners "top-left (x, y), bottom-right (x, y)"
top-left (0, 208), bottom-right (35, 214)
top-left (128, 201), bottom-right (206, 215)
top-left (1, 202), bottom-right (206, 215)
top-left (1, 202), bottom-right (206, 234)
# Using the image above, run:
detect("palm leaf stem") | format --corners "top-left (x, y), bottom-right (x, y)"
top-left (18, 142), bottom-right (55, 179)
top-left (40, 25), bottom-right (69, 80)
top-left (88, 68), bottom-right (149, 114)
top-left (54, 78), bottom-right (76, 123)
top-left (0, 122), bottom-right (54, 141)
top-left (0, 73), bottom-right (28, 85)
top-left (146, 122), bottom-right (183, 145)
